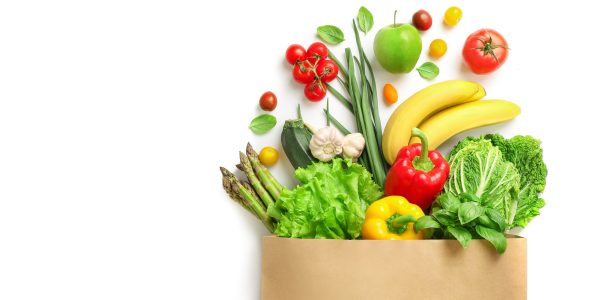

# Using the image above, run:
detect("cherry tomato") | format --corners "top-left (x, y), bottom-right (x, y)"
top-left (259, 91), bottom-right (277, 111)
top-left (383, 83), bottom-right (398, 105)
top-left (444, 6), bottom-right (462, 26)
top-left (316, 59), bottom-right (339, 83)
top-left (285, 44), bottom-right (306, 65)
top-left (292, 60), bottom-right (316, 84)
top-left (306, 42), bottom-right (328, 64)
top-left (258, 146), bottom-right (279, 167)
top-left (462, 29), bottom-right (509, 74)
top-left (429, 39), bottom-right (447, 59)
top-left (412, 10), bottom-right (432, 31)
top-left (304, 80), bottom-right (327, 102)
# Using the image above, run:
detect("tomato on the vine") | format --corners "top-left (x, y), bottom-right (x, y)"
top-left (306, 42), bottom-right (328, 64)
top-left (292, 61), bottom-right (315, 84)
top-left (462, 29), bottom-right (509, 74)
top-left (316, 59), bottom-right (338, 83)
top-left (259, 91), bottom-right (277, 111)
top-left (412, 10), bottom-right (432, 31)
top-left (304, 80), bottom-right (327, 102)
top-left (285, 44), bottom-right (306, 65)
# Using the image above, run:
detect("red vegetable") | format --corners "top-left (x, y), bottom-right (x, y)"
top-left (306, 42), bottom-right (328, 64)
top-left (316, 59), bottom-right (338, 83)
top-left (462, 29), bottom-right (509, 74)
top-left (412, 10), bottom-right (432, 31)
top-left (384, 128), bottom-right (449, 210)
top-left (292, 61), bottom-right (315, 84)
top-left (304, 80), bottom-right (327, 102)
top-left (259, 91), bottom-right (277, 111)
top-left (285, 44), bottom-right (306, 65)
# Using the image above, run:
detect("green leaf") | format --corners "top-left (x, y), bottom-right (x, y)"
top-left (357, 7), bottom-right (374, 34)
top-left (414, 216), bottom-right (440, 232)
top-left (317, 25), bottom-right (345, 45)
top-left (458, 202), bottom-right (485, 225)
top-left (248, 114), bottom-right (276, 134)
top-left (416, 62), bottom-right (439, 80)
top-left (432, 209), bottom-right (457, 227)
top-left (437, 193), bottom-right (461, 213)
top-left (475, 225), bottom-right (507, 254)
top-left (485, 208), bottom-right (507, 232)
top-left (447, 226), bottom-right (472, 248)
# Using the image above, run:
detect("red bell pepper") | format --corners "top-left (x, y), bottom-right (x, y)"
top-left (384, 128), bottom-right (449, 210)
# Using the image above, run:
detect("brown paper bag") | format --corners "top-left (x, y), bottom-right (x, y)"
top-left (261, 236), bottom-right (526, 300)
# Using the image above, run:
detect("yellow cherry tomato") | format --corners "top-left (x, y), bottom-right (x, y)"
top-left (259, 146), bottom-right (279, 166)
top-left (429, 39), bottom-right (448, 59)
top-left (444, 6), bottom-right (462, 26)
top-left (383, 83), bottom-right (398, 105)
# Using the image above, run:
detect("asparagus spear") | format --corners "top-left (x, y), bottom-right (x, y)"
top-left (222, 175), bottom-right (255, 216)
top-left (220, 167), bottom-right (274, 232)
top-left (246, 143), bottom-right (285, 199)
top-left (240, 152), bottom-right (275, 208)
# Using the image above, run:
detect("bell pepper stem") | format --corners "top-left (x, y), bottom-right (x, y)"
top-left (411, 128), bottom-right (435, 172)
top-left (387, 214), bottom-right (417, 235)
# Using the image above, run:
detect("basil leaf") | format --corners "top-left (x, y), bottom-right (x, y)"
top-left (416, 62), bottom-right (439, 80)
top-left (357, 7), bottom-right (374, 34)
top-left (447, 226), bottom-right (472, 248)
top-left (475, 225), bottom-right (507, 254)
top-left (437, 193), bottom-right (461, 213)
top-left (485, 208), bottom-right (507, 232)
top-left (317, 25), bottom-right (345, 45)
top-left (432, 209), bottom-right (457, 227)
top-left (248, 114), bottom-right (276, 134)
top-left (414, 215), bottom-right (440, 232)
top-left (458, 202), bottom-right (485, 225)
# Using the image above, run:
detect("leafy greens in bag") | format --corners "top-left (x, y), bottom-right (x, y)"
top-left (269, 158), bottom-right (382, 239)
top-left (446, 134), bottom-right (547, 229)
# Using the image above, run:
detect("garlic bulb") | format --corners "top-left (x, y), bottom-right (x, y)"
top-left (309, 126), bottom-right (344, 162)
top-left (342, 133), bottom-right (365, 161)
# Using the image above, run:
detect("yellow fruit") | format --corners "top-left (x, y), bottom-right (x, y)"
top-left (429, 39), bottom-right (447, 58)
top-left (382, 80), bottom-right (485, 164)
top-left (444, 6), bottom-right (462, 26)
top-left (259, 146), bottom-right (279, 166)
top-left (409, 100), bottom-right (521, 149)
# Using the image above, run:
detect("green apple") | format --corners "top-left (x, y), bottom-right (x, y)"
top-left (373, 23), bottom-right (422, 73)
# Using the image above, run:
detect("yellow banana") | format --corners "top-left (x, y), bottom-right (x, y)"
top-left (382, 80), bottom-right (485, 164)
top-left (409, 100), bottom-right (521, 149)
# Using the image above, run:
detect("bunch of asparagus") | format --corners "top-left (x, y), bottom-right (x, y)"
top-left (220, 143), bottom-right (286, 233)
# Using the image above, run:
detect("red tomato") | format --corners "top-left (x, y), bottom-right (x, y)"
top-left (315, 59), bottom-right (339, 83)
top-left (306, 42), bottom-right (328, 64)
top-left (259, 91), bottom-right (277, 111)
top-left (292, 61), bottom-right (315, 84)
top-left (285, 44), bottom-right (306, 65)
top-left (412, 10), bottom-right (432, 31)
top-left (462, 29), bottom-right (509, 74)
top-left (304, 80), bottom-right (327, 102)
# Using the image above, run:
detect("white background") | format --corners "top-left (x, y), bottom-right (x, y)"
top-left (1, 0), bottom-right (598, 299)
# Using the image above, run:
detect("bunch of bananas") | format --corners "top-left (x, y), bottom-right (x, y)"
top-left (382, 80), bottom-right (520, 165)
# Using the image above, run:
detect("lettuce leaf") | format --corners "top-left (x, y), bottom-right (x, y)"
top-left (270, 158), bottom-right (382, 239)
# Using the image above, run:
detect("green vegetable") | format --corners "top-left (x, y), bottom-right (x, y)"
top-left (270, 158), bottom-right (383, 239)
top-left (444, 139), bottom-right (520, 225)
top-left (449, 134), bottom-right (547, 228)
top-left (416, 62), bottom-right (439, 80)
top-left (281, 118), bottom-right (317, 170)
top-left (357, 7), bottom-right (374, 34)
top-left (317, 25), bottom-right (345, 45)
top-left (327, 19), bottom-right (389, 188)
top-left (248, 114), bottom-right (276, 134)
top-left (415, 193), bottom-right (509, 253)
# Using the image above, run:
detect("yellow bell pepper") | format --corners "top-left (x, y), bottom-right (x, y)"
top-left (362, 196), bottom-right (425, 240)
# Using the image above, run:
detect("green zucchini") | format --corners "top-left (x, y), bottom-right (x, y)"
top-left (281, 119), bottom-right (317, 169)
